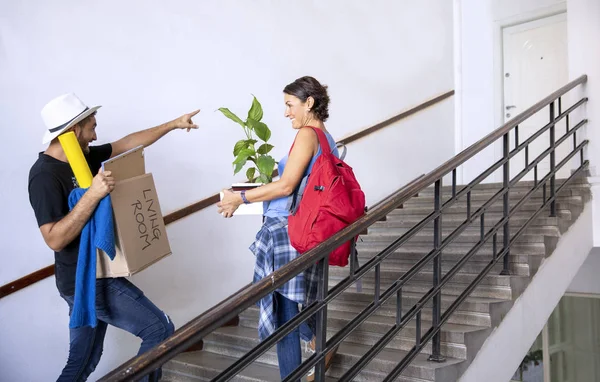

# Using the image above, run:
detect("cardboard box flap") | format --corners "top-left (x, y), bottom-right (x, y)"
top-left (102, 145), bottom-right (145, 182)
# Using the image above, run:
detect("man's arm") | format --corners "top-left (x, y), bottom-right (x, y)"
top-left (110, 109), bottom-right (200, 158)
top-left (39, 171), bottom-right (115, 251)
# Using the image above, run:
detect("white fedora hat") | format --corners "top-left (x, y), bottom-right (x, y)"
top-left (41, 93), bottom-right (101, 144)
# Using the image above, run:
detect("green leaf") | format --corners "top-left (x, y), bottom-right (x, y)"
top-left (247, 96), bottom-right (263, 122)
top-left (233, 140), bottom-right (247, 156)
top-left (246, 167), bottom-right (256, 182)
top-left (233, 139), bottom-right (258, 156)
top-left (233, 161), bottom-right (245, 175)
top-left (218, 108), bottom-right (245, 129)
top-left (257, 143), bottom-right (274, 155)
top-left (257, 155), bottom-right (276, 178)
top-left (247, 118), bottom-right (271, 142)
top-left (233, 148), bottom-right (255, 165)
top-left (258, 174), bottom-right (270, 184)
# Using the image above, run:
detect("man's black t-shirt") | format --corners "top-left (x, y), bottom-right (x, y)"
top-left (28, 144), bottom-right (112, 296)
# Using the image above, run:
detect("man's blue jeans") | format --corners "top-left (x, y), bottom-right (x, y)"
top-left (57, 277), bottom-right (175, 382)
top-left (274, 292), bottom-right (313, 381)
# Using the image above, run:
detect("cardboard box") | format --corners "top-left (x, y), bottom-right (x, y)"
top-left (96, 146), bottom-right (172, 278)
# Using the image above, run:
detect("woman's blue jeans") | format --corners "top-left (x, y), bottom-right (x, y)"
top-left (274, 292), bottom-right (313, 381)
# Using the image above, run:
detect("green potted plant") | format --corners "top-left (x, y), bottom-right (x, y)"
top-left (217, 95), bottom-right (276, 215)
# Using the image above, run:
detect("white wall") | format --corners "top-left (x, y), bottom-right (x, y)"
top-left (348, 97), bottom-right (454, 206)
top-left (0, 1), bottom-right (454, 381)
top-left (459, 201), bottom-right (595, 382)
top-left (568, 252), bottom-right (600, 295)
top-left (455, 0), bottom-right (568, 184)
top-left (566, 0), bottom-right (600, 246)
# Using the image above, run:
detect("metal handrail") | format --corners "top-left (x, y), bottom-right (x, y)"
top-left (100, 74), bottom-right (588, 381)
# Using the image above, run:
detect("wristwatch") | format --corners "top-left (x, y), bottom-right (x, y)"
top-left (240, 190), bottom-right (250, 204)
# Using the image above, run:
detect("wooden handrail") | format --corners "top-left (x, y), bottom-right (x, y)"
top-left (337, 90), bottom-right (454, 146)
top-left (99, 75), bottom-right (587, 381)
top-left (0, 265), bottom-right (55, 299)
top-left (0, 90), bottom-right (454, 300)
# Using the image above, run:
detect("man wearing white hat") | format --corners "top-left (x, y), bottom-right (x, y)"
top-left (28, 93), bottom-right (199, 381)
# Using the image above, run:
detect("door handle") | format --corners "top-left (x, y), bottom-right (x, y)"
top-left (505, 105), bottom-right (517, 110)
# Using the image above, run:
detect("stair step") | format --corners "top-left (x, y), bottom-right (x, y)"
top-left (354, 246), bottom-right (543, 277)
top-left (390, 199), bottom-right (581, 216)
top-left (358, 228), bottom-right (559, 244)
top-left (372, 214), bottom-right (563, 230)
top-left (355, 241), bottom-right (546, 256)
top-left (365, 224), bottom-right (561, 237)
top-left (329, 265), bottom-right (517, 288)
top-left (202, 321), bottom-right (463, 381)
top-left (328, 285), bottom-right (510, 323)
top-left (330, 281), bottom-right (510, 316)
top-left (412, 187), bottom-right (584, 202)
top-left (417, 179), bottom-right (589, 196)
top-left (331, 287), bottom-right (508, 314)
top-left (398, 281), bottom-right (512, 299)
top-left (164, 351), bottom-right (434, 382)
top-left (239, 307), bottom-right (488, 350)
top-left (327, 296), bottom-right (493, 328)
top-left (163, 350), bottom-right (337, 381)
top-left (352, 257), bottom-right (532, 276)
top-left (417, 178), bottom-right (587, 194)
top-left (210, 324), bottom-right (472, 365)
top-left (327, 341), bottom-right (463, 381)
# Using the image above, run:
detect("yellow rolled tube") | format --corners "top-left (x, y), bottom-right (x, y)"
top-left (58, 131), bottom-right (93, 188)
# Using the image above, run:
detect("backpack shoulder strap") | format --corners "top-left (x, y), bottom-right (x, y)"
top-left (308, 126), bottom-right (333, 156)
top-left (288, 126), bottom-right (332, 156)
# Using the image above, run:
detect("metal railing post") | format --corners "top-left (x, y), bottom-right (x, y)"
top-left (501, 133), bottom-right (511, 276)
top-left (148, 371), bottom-right (158, 382)
top-left (314, 256), bottom-right (329, 381)
top-left (429, 179), bottom-right (445, 362)
top-left (550, 101), bottom-right (557, 217)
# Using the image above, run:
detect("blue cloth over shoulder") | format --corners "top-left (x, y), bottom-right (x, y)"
top-left (67, 188), bottom-right (116, 328)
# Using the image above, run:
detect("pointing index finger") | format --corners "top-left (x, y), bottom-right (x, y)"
top-left (188, 109), bottom-right (201, 118)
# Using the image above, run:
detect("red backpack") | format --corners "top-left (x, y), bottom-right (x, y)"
top-left (288, 127), bottom-right (366, 266)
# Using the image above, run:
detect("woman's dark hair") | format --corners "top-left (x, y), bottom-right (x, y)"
top-left (283, 76), bottom-right (330, 122)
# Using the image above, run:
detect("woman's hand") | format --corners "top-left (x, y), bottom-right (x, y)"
top-left (217, 189), bottom-right (243, 218)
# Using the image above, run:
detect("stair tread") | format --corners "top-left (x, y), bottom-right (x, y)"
top-left (334, 286), bottom-right (509, 306)
top-left (329, 276), bottom-right (512, 290)
top-left (329, 263), bottom-right (520, 278)
top-left (407, 193), bottom-right (581, 202)
top-left (328, 280), bottom-right (513, 300)
top-left (388, 199), bottom-right (580, 214)
top-left (332, 341), bottom-right (465, 370)
top-left (355, 242), bottom-right (545, 253)
top-left (241, 306), bottom-right (488, 335)
top-left (327, 309), bottom-right (488, 333)
top-left (167, 349), bottom-right (434, 382)
top-left (334, 286), bottom-right (508, 304)
top-left (168, 350), bottom-right (338, 381)
top-left (360, 226), bottom-right (560, 238)
top-left (206, 325), bottom-right (465, 374)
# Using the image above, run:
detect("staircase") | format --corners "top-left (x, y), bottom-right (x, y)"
top-left (161, 176), bottom-right (590, 382)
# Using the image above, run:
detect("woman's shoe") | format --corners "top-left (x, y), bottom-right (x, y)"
top-left (305, 337), bottom-right (338, 382)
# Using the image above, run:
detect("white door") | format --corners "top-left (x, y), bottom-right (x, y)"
top-left (502, 13), bottom-right (569, 181)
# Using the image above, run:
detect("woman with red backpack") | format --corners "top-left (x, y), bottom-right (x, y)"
top-left (218, 76), bottom-right (339, 381)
